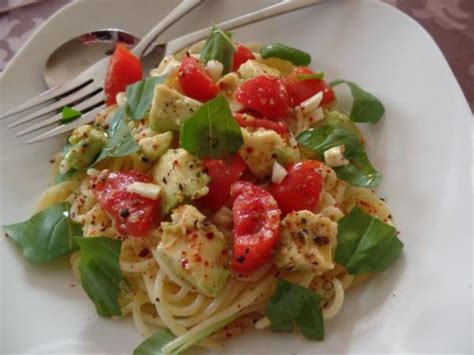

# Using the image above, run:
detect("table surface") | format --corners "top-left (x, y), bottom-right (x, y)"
top-left (0, 0), bottom-right (473, 111)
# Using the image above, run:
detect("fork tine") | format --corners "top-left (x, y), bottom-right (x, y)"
top-left (0, 77), bottom-right (93, 120)
top-left (26, 104), bottom-right (106, 144)
top-left (17, 91), bottom-right (105, 136)
top-left (8, 82), bottom-right (100, 128)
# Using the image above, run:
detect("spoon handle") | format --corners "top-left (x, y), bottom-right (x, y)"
top-left (132, 0), bottom-right (203, 58)
top-left (165, 0), bottom-right (325, 56)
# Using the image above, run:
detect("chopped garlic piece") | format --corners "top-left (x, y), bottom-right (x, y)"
top-left (271, 161), bottom-right (288, 184)
top-left (116, 92), bottom-right (127, 108)
top-left (127, 182), bottom-right (162, 200)
top-left (206, 60), bottom-right (224, 82)
top-left (324, 145), bottom-right (349, 168)
top-left (86, 168), bottom-right (101, 176)
top-left (300, 91), bottom-right (323, 113)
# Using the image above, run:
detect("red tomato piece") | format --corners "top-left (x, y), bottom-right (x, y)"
top-left (234, 113), bottom-right (288, 136)
top-left (234, 75), bottom-right (291, 120)
top-left (269, 160), bottom-right (324, 215)
top-left (232, 44), bottom-right (255, 71)
top-left (92, 171), bottom-right (160, 237)
top-left (230, 181), bottom-right (281, 273)
top-left (104, 43), bottom-right (143, 106)
top-left (285, 66), bottom-right (335, 106)
top-left (198, 155), bottom-right (247, 211)
top-left (178, 55), bottom-right (219, 102)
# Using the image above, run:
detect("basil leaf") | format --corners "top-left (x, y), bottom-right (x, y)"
top-left (180, 95), bottom-right (243, 158)
top-left (297, 124), bottom-right (381, 187)
top-left (334, 151), bottom-right (381, 187)
top-left (95, 108), bottom-right (139, 163)
top-left (335, 207), bottom-right (403, 275)
top-left (126, 75), bottom-right (167, 120)
top-left (75, 236), bottom-right (123, 317)
top-left (133, 330), bottom-right (175, 355)
top-left (61, 106), bottom-right (82, 124)
top-left (3, 202), bottom-right (82, 263)
top-left (265, 279), bottom-right (324, 341)
top-left (133, 315), bottom-right (237, 354)
top-left (298, 72), bottom-right (324, 80)
top-left (297, 124), bottom-right (361, 160)
top-left (330, 80), bottom-right (384, 123)
top-left (200, 26), bottom-right (235, 74)
top-left (260, 43), bottom-right (311, 66)
top-left (55, 168), bottom-right (82, 184)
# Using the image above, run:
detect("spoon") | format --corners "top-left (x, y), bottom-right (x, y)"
top-left (44, 29), bottom-right (162, 89)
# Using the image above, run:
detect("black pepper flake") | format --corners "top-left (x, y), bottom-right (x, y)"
top-left (155, 297), bottom-right (160, 302)
top-left (141, 156), bottom-right (149, 162)
top-left (201, 218), bottom-right (211, 229)
top-left (236, 255), bottom-right (246, 263)
top-left (162, 177), bottom-right (167, 184)
top-left (314, 236), bottom-right (330, 246)
top-left (301, 218), bottom-right (307, 224)
top-left (120, 208), bottom-right (130, 218)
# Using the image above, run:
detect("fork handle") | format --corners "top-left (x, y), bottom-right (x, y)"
top-left (132, 0), bottom-right (203, 58)
top-left (165, 0), bottom-right (325, 55)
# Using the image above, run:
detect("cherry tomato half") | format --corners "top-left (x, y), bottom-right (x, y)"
top-left (269, 160), bottom-right (324, 215)
top-left (198, 155), bottom-right (247, 211)
top-left (178, 55), bottom-right (219, 102)
top-left (92, 170), bottom-right (160, 237)
top-left (234, 75), bottom-right (291, 120)
top-left (230, 181), bottom-right (281, 273)
top-left (232, 44), bottom-right (255, 71)
top-left (104, 43), bottom-right (143, 106)
top-left (285, 66), bottom-right (335, 106)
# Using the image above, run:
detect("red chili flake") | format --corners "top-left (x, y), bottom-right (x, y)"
top-left (138, 248), bottom-right (150, 258)
top-left (206, 232), bottom-right (214, 240)
top-left (314, 236), bottom-right (330, 246)
top-left (245, 146), bottom-right (254, 154)
top-left (180, 258), bottom-right (189, 268)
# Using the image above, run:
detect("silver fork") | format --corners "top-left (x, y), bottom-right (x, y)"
top-left (6, 0), bottom-right (325, 144)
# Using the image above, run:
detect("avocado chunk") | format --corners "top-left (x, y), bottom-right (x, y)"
top-left (149, 84), bottom-right (201, 132)
top-left (138, 131), bottom-right (173, 161)
top-left (239, 128), bottom-right (299, 179)
top-left (275, 210), bottom-right (337, 274)
top-left (152, 148), bottom-right (209, 215)
top-left (61, 125), bottom-right (107, 173)
top-left (237, 60), bottom-right (280, 80)
top-left (156, 205), bottom-right (229, 297)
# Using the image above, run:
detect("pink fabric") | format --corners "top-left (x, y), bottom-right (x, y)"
top-left (0, 0), bottom-right (472, 111)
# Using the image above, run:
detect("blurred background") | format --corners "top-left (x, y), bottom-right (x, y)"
top-left (0, 0), bottom-right (472, 111)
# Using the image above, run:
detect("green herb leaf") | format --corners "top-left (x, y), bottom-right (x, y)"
top-left (334, 151), bottom-right (381, 187)
top-left (133, 314), bottom-right (236, 354)
top-left (133, 330), bottom-right (175, 355)
top-left (335, 207), bottom-right (403, 275)
top-left (200, 26), bottom-right (235, 74)
top-left (330, 80), bottom-right (384, 123)
top-left (180, 95), bottom-right (243, 158)
top-left (260, 43), bottom-right (311, 66)
top-left (265, 279), bottom-right (324, 341)
top-left (297, 123), bottom-right (381, 187)
top-left (61, 106), bottom-right (82, 124)
top-left (75, 236), bottom-right (123, 317)
top-left (3, 202), bottom-right (82, 263)
top-left (298, 72), bottom-right (324, 80)
top-left (95, 108), bottom-right (139, 163)
top-left (126, 75), bottom-right (167, 120)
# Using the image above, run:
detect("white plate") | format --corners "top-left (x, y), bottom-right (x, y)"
top-left (0, 0), bottom-right (472, 354)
